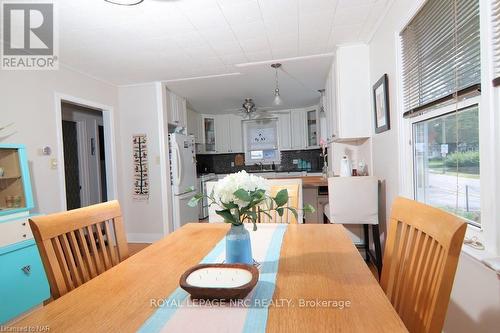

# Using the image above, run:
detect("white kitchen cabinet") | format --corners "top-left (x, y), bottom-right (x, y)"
top-left (229, 116), bottom-right (243, 153)
top-left (214, 115), bottom-right (229, 153)
top-left (290, 110), bottom-right (307, 149)
top-left (306, 109), bottom-right (319, 147)
top-left (167, 91), bottom-right (187, 129)
top-left (214, 115), bottom-right (243, 153)
top-left (273, 111), bottom-right (291, 150)
top-left (186, 108), bottom-right (203, 144)
top-left (202, 115), bottom-right (216, 153)
top-left (332, 44), bottom-right (371, 140)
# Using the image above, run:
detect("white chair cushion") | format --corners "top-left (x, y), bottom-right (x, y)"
top-left (327, 177), bottom-right (379, 225)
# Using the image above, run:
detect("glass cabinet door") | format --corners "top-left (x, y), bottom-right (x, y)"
top-left (307, 110), bottom-right (317, 146)
top-left (204, 117), bottom-right (215, 152)
top-left (0, 148), bottom-right (26, 211)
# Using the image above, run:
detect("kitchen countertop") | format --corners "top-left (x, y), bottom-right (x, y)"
top-left (273, 175), bottom-right (328, 187)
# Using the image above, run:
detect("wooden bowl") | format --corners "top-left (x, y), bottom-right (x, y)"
top-left (179, 263), bottom-right (259, 300)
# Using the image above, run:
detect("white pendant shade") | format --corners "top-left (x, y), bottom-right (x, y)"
top-left (273, 94), bottom-right (283, 106)
top-left (105, 0), bottom-right (143, 6)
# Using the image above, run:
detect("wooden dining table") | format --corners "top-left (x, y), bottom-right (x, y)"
top-left (14, 223), bottom-right (407, 332)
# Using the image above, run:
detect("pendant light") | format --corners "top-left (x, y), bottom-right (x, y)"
top-left (271, 63), bottom-right (283, 105)
top-left (104, 0), bottom-right (144, 6)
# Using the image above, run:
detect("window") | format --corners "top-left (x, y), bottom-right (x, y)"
top-left (401, 0), bottom-right (480, 115)
top-left (243, 118), bottom-right (280, 165)
top-left (401, 0), bottom-right (482, 226)
top-left (413, 104), bottom-right (480, 226)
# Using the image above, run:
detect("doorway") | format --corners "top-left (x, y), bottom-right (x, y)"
top-left (61, 102), bottom-right (107, 209)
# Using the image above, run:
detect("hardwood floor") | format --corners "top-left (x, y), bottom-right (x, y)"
top-left (128, 243), bottom-right (150, 256)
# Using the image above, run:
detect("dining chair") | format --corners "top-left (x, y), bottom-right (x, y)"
top-left (258, 178), bottom-right (303, 224)
top-left (207, 178), bottom-right (303, 224)
top-left (381, 197), bottom-right (466, 333)
top-left (324, 176), bottom-right (382, 275)
top-left (29, 200), bottom-right (129, 299)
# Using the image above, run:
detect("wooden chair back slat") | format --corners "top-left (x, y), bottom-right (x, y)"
top-left (29, 200), bottom-right (129, 300)
top-left (75, 228), bottom-right (97, 279)
top-left (86, 225), bottom-right (104, 275)
top-left (380, 197), bottom-right (466, 333)
top-left (95, 222), bottom-right (112, 270)
top-left (59, 232), bottom-right (82, 286)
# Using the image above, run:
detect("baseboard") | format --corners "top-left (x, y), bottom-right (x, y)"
top-left (127, 233), bottom-right (164, 244)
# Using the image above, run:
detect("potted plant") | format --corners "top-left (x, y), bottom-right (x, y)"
top-left (188, 171), bottom-right (314, 265)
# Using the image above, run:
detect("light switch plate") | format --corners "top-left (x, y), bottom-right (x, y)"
top-left (50, 158), bottom-right (58, 169)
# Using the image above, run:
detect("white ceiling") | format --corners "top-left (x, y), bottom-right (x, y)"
top-left (56, 0), bottom-right (391, 113)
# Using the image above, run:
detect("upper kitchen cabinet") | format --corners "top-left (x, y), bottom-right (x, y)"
top-left (323, 44), bottom-right (371, 141)
top-left (306, 109), bottom-right (318, 147)
top-left (229, 116), bottom-right (243, 153)
top-left (199, 114), bottom-right (243, 154)
top-left (166, 90), bottom-right (187, 129)
top-left (290, 110), bottom-right (307, 150)
top-left (215, 115), bottom-right (243, 153)
top-left (273, 111), bottom-right (291, 150)
top-left (186, 108), bottom-right (203, 144)
top-left (202, 115), bottom-right (216, 153)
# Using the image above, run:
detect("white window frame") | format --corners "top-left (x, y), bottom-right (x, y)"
top-left (396, 0), bottom-right (499, 257)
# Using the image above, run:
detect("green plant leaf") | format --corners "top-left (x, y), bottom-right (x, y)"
top-left (222, 202), bottom-right (239, 210)
top-left (277, 207), bottom-right (284, 217)
top-left (187, 194), bottom-right (203, 207)
top-left (216, 209), bottom-right (238, 224)
top-left (185, 186), bottom-right (196, 193)
top-left (234, 189), bottom-right (251, 202)
top-left (286, 207), bottom-right (298, 220)
top-left (303, 204), bottom-right (316, 213)
top-left (274, 189), bottom-right (289, 207)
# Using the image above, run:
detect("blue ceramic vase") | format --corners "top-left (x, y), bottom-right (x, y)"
top-left (225, 224), bottom-right (253, 264)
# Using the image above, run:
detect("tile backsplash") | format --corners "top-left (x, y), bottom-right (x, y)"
top-left (196, 149), bottom-right (325, 174)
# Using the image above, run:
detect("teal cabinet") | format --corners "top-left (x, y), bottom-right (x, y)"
top-left (0, 240), bottom-right (50, 324)
top-left (0, 144), bottom-right (49, 324)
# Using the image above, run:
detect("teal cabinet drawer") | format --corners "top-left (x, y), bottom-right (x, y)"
top-left (0, 240), bottom-right (50, 324)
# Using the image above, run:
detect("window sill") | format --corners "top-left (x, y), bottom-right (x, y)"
top-left (461, 244), bottom-right (500, 275)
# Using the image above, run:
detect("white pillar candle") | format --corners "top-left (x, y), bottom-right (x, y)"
top-left (186, 267), bottom-right (253, 288)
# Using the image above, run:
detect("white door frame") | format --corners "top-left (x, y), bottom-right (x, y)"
top-left (54, 93), bottom-right (118, 211)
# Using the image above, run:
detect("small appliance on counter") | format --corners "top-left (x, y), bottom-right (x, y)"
top-left (0, 144), bottom-right (50, 324)
top-left (169, 134), bottom-right (199, 230)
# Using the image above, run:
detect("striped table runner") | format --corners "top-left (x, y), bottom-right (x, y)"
top-left (138, 224), bottom-right (288, 333)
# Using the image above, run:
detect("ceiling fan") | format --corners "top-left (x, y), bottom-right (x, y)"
top-left (228, 98), bottom-right (274, 119)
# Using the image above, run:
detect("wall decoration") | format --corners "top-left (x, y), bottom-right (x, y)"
top-left (373, 74), bottom-right (390, 134)
top-left (132, 134), bottom-right (149, 200)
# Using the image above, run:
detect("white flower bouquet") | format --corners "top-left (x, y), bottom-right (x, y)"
top-left (189, 171), bottom-right (314, 230)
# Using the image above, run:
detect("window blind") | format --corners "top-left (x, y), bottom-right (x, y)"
top-left (401, 0), bottom-right (481, 117)
top-left (493, 0), bottom-right (500, 86)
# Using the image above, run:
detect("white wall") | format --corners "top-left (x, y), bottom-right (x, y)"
top-left (0, 66), bottom-right (120, 215)
top-left (369, 1), bottom-right (500, 332)
top-left (117, 83), bottom-right (169, 242)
